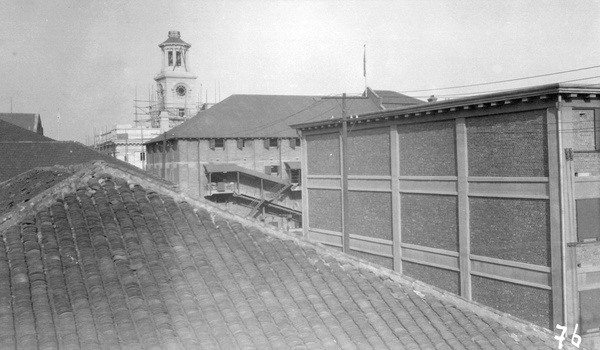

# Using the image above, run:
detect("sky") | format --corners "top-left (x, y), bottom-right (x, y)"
top-left (1, 0), bottom-right (600, 144)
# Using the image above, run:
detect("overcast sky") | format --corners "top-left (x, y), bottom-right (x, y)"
top-left (2, 0), bottom-right (600, 143)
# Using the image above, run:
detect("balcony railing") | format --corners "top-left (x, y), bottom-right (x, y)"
top-left (206, 182), bottom-right (236, 195)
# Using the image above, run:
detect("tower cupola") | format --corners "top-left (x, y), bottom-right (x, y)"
top-left (158, 30), bottom-right (192, 73)
top-left (153, 31), bottom-right (199, 128)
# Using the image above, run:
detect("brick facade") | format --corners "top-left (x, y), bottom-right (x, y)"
top-left (296, 84), bottom-right (600, 346)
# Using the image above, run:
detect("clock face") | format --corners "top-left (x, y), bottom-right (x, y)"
top-left (175, 85), bottom-right (187, 97)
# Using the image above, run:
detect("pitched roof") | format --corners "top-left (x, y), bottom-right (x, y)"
top-left (0, 113), bottom-right (42, 133)
top-left (372, 90), bottom-right (425, 109)
top-left (0, 141), bottom-right (133, 183)
top-left (0, 119), bottom-right (170, 185)
top-left (0, 119), bottom-right (49, 142)
top-left (148, 94), bottom-right (384, 142)
top-left (0, 167), bottom-right (73, 220)
top-left (158, 31), bottom-right (190, 48)
top-left (0, 162), bottom-right (561, 349)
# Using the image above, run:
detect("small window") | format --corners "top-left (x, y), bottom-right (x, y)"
top-left (210, 138), bottom-right (225, 149)
top-left (140, 152), bottom-right (146, 161)
top-left (264, 138), bottom-right (278, 149)
top-left (178, 109), bottom-right (185, 117)
top-left (290, 169), bottom-right (301, 184)
top-left (265, 165), bottom-right (279, 176)
top-left (168, 51), bottom-right (173, 66)
top-left (289, 138), bottom-right (301, 149)
top-left (244, 139), bottom-right (253, 147)
top-left (176, 51), bottom-right (182, 66)
top-left (237, 139), bottom-right (244, 150)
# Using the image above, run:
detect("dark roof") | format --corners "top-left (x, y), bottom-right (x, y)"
top-left (158, 31), bottom-right (190, 48)
top-left (0, 119), bottom-right (48, 141)
top-left (0, 120), bottom-right (169, 184)
top-left (205, 163), bottom-right (288, 185)
top-left (0, 113), bottom-right (42, 134)
top-left (0, 141), bottom-right (135, 183)
top-left (148, 94), bottom-right (384, 142)
top-left (0, 164), bottom-right (559, 349)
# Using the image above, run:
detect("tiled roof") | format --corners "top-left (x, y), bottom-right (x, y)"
top-left (0, 167), bottom-right (73, 219)
top-left (148, 94), bottom-right (384, 143)
top-left (0, 164), bottom-right (561, 349)
top-left (0, 113), bottom-right (41, 133)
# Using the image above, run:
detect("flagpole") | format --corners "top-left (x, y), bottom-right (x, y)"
top-left (363, 44), bottom-right (367, 90)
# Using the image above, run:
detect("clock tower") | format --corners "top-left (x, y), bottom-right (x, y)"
top-left (153, 31), bottom-right (198, 129)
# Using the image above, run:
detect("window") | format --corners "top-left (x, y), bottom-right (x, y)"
top-left (176, 51), bottom-right (182, 66)
top-left (237, 139), bottom-right (253, 149)
top-left (289, 138), bottom-right (301, 149)
top-left (140, 152), bottom-right (146, 161)
top-left (264, 138), bottom-right (278, 149)
top-left (265, 165), bottom-right (279, 176)
top-left (290, 169), bottom-right (301, 184)
top-left (168, 51), bottom-right (173, 66)
top-left (210, 138), bottom-right (225, 149)
top-left (178, 109), bottom-right (185, 117)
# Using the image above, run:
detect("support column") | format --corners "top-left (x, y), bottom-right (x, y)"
top-left (456, 117), bottom-right (471, 299)
top-left (301, 133), bottom-right (309, 236)
top-left (341, 94), bottom-right (349, 253)
top-left (390, 124), bottom-right (402, 272)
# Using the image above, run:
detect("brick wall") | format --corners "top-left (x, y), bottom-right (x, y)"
top-left (467, 110), bottom-right (548, 177)
top-left (399, 120), bottom-right (456, 176)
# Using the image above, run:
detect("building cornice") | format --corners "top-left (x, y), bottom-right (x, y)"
top-left (292, 83), bottom-right (600, 130)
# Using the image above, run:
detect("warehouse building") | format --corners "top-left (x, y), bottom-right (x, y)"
top-left (293, 83), bottom-right (600, 347)
top-left (145, 90), bottom-right (422, 228)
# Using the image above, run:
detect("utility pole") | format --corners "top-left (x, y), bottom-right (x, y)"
top-left (162, 132), bottom-right (167, 179)
top-left (341, 93), bottom-right (349, 253)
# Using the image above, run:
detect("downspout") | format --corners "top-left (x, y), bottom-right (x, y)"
top-left (556, 96), bottom-right (568, 326)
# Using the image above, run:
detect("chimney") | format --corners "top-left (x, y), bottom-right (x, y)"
top-left (427, 95), bottom-right (437, 103)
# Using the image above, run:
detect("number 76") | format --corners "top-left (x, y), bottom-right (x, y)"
top-left (555, 324), bottom-right (581, 349)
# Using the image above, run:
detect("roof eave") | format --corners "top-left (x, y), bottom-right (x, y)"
top-left (292, 83), bottom-right (600, 130)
